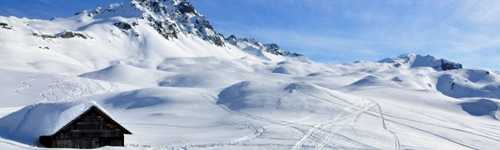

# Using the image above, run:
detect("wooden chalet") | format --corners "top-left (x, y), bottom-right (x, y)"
top-left (39, 106), bottom-right (132, 149)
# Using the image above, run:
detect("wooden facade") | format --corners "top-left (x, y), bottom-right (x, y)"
top-left (39, 106), bottom-right (131, 149)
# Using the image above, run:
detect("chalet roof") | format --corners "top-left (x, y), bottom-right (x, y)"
top-left (0, 101), bottom-right (129, 145)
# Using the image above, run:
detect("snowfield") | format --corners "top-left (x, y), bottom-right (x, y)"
top-left (0, 0), bottom-right (499, 150)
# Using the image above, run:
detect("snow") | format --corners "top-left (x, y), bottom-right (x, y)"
top-left (80, 63), bottom-right (170, 87)
top-left (1, 0), bottom-right (500, 150)
top-left (0, 101), bottom-right (102, 145)
top-left (436, 70), bottom-right (500, 99)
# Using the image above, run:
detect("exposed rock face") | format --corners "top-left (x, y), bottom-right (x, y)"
top-left (132, 0), bottom-right (225, 46)
top-left (225, 35), bottom-right (238, 45)
top-left (225, 35), bottom-right (302, 57)
top-left (57, 31), bottom-right (88, 39)
top-left (0, 22), bottom-right (12, 29)
top-left (440, 59), bottom-right (463, 70)
top-left (264, 43), bottom-right (302, 57)
top-left (177, 1), bottom-right (196, 14)
top-left (33, 31), bottom-right (88, 39)
top-left (113, 22), bottom-right (133, 30)
top-left (32, 33), bottom-right (57, 39)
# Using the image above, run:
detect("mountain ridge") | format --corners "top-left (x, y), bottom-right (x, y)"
top-left (76, 0), bottom-right (301, 57)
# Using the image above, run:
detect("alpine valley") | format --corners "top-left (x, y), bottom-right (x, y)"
top-left (0, 0), bottom-right (499, 149)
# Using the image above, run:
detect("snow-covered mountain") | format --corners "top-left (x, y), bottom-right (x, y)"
top-left (0, 0), bottom-right (499, 150)
top-left (0, 0), bottom-right (299, 75)
top-left (380, 53), bottom-right (463, 71)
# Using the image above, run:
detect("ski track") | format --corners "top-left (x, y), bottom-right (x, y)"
top-left (5, 77), bottom-right (487, 150)
top-left (292, 103), bottom-right (374, 150)
top-left (383, 113), bottom-right (500, 142)
top-left (158, 101), bottom-right (374, 150)
top-left (313, 105), bottom-right (375, 150)
top-left (295, 90), bottom-right (401, 150)
top-left (179, 88), bottom-right (400, 150)
top-left (302, 85), bottom-right (487, 150)
top-left (360, 107), bottom-right (479, 150)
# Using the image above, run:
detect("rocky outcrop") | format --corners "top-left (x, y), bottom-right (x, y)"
top-left (440, 59), bottom-right (463, 70)
top-left (113, 22), bottom-right (133, 30)
top-left (33, 31), bottom-right (88, 39)
top-left (177, 1), bottom-right (196, 14)
top-left (57, 31), bottom-right (88, 39)
top-left (131, 0), bottom-right (225, 46)
top-left (224, 35), bottom-right (301, 57)
top-left (0, 22), bottom-right (12, 29)
top-left (264, 43), bottom-right (302, 57)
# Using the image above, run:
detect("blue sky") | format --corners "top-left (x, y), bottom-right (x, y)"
top-left (1, 0), bottom-right (499, 70)
top-left (189, 0), bottom-right (500, 70)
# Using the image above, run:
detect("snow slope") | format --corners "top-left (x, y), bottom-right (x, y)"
top-left (0, 0), bottom-right (499, 150)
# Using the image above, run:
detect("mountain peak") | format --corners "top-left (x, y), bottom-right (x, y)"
top-left (380, 53), bottom-right (463, 71)
top-left (80, 0), bottom-right (300, 57)
top-left (133, 0), bottom-right (225, 45)
top-left (75, 0), bottom-right (224, 45)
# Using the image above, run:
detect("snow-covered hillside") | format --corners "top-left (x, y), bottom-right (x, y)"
top-left (0, 0), bottom-right (299, 75)
top-left (0, 0), bottom-right (499, 150)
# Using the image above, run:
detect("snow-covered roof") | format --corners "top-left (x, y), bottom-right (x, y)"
top-left (0, 101), bottom-right (123, 145)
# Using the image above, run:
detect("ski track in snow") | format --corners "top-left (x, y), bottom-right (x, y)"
top-left (355, 102), bottom-right (481, 150)
top-left (1, 69), bottom-right (495, 150)
top-left (168, 89), bottom-right (389, 150)
top-left (301, 86), bottom-right (496, 150)
top-left (291, 90), bottom-right (400, 150)
top-left (383, 112), bottom-right (500, 142)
